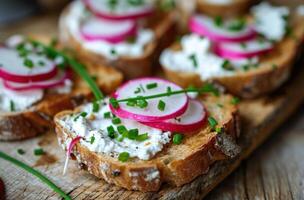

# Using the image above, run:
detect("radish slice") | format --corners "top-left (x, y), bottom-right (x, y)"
top-left (3, 70), bottom-right (72, 91)
top-left (141, 99), bottom-right (206, 132)
top-left (63, 136), bottom-right (83, 175)
top-left (214, 38), bottom-right (273, 59)
top-left (0, 47), bottom-right (57, 83)
top-left (81, 17), bottom-right (137, 43)
top-left (83, 0), bottom-right (154, 20)
top-left (189, 14), bottom-right (256, 43)
top-left (110, 78), bottom-right (189, 122)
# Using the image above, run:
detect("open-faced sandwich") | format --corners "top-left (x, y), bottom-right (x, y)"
top-left (161, 2), bottom-right (304, 98)
top-left (0, 35), bottom-right (123, 141)
top-left (59, 0), bottom-right (177, 79)
top-left (55, 77), bottom-right (240, 191)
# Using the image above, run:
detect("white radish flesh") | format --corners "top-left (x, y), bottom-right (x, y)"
top-left (81, 17), bottom-right (137, 43)
top-left (110, 78), bottom-right (189, 122)
top-left (141, 99), bottom-right (206, 132)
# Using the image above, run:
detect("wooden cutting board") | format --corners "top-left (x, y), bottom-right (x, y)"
top-left (1, 9), bottom-right (304, 200)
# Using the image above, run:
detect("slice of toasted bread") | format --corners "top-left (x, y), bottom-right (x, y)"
top-left (0, 50), bottom-right (123, 141)
top-left (59, 2), bottom-right (177, 80)
top-left (54, 94), bottom-right (240, 192)
top-left (162, 16), bottom-right (304, 98)
top-left (196, 0), bottom-right (253, 17)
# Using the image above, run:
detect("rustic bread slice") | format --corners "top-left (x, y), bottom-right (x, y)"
top-left (59, 2), bottom-right (177, 80)
top-left (54, 94), bottom-right (240, 192)
top-left (162, 17), bottom-right (304, 98)
top-left (196, 0), bottom-right (253, 17)
top-left (0, 46), bottom-right (123, 141)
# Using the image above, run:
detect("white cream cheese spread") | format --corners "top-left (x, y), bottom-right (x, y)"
top-left (205, 0), bottom-right (232, 5)
top-left (160, 34), bottom-right (258, 80)
top-left (63, 0), bottom-right (155, 60)
top-left (59, 99), bottom-right (171, 160)
top-left (0, 82), bottom-right (43, 112)
top-left (251, 2), bottom-right (289, 41)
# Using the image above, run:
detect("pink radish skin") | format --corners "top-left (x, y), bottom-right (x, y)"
top-left (141, 99), bottom-right (207, 132)
top-left (189, 15), bottom-right (256, 43)
top-left (83, 0), bottom-right (154, 21)
top-left (0, 47), bottom-right (58, 83)
top-left (81, 17), bottom-right (137, 43)
top-left (63, 136), bottom-right (83, 175)
top-left (110, 78), bottom-right (189, 122)
top-left (214, 39), bottom-right (273, 59)
top-left (3, 69), bottom-right (72, 91)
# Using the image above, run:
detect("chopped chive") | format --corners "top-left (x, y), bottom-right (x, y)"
top-left (136, 133), bottom-right (149, 141)
top-left (10, 100), bottom-right (15, 112)
top-left (158, 100), bottom-right (166, 111)
top-left (112, 117), bottom-right (121, 125)
top-left (272, 64), bottom-right (278, 70)
top-left (107, 126), bottom-right (115, 139)
top-left (128, 129), bottom-right (139, 140)
top-left (117, 125), bottom-right (128, 135)
top-left (146, 83), bottom-right (158, 90)
top-left (227, 18), bottom-right (246, 32)
top-left (214, 16), bottom-right (223, 27)
top-left (200, 83), bottom-right (220, 96)
top-left (110, 98), bottom-right (119, 109)
top-left (118, 152), bottom-right (130, 162)
top-left (34, 148), bottom-right (45, 156)
top-left (137, 98), bottom-right (148, 109)
top-left (126, 99), bottom-right (136, 107)
top-left (17, 149), bottom-right (25, 155)
top-left (90, 135), bottom-right (95, 144)
top-left (38, 60), bottom-right (45, 66)
top-left (126, 35), bottom-right (136, 43)
top-left (240, 43), bottom-right (247, 49)
top-left (173, 133), bottom-right (183, 145)
top-left (215, 127), bottom-right (223, 134)
top-left (242, 64), bottom-right (250, 71)
top-left (24, 58), bottom-right (34, 68)
top-left (134, 87), bottom-right (141, 94)
top-left (92, 101), bottom-right (100, 113)
top-left (103, 112), bottom-right (112, 119)
top-left (139, 84), bottom-right (145, 93)
top-left (91, 75), bottom-right (97, 81)
top-left (231, 97), bottom-right (240, 105)
top-left (116, 136), bottom-right (124, 142)
top-left (222, 60), bottom-right (234, 71)
top-left (110, 49), bottom-right (116, 55)
top-left (217, 103), bottom-right (224, 108)
top-left (208, 117), bottom-right (218, 130)
top-left (167, 86), bottom-right (172, 93)
top-left (188, 54), bottom-right (198, 68)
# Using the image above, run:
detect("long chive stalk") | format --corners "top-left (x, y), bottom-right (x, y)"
top-left (0, 151), bottom-right (71, 200)
top-left (30, 40), bottom-right (104, 101)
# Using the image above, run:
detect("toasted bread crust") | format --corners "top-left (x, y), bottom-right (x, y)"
top-left (196, 0), bottom-right (253, 17)
top-left (163, 18), bottom-right (304, 98)
top-left (59, 3), bottom-right (177, 79)
top-left (54, 94), bottom-right (240, 192)
top-left (0, 62), bottom-right (123, 141)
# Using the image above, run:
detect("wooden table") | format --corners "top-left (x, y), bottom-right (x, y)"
top-left (1, 10), bottom-right (304, 200)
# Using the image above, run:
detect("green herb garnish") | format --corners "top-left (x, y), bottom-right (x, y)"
top-left (146, 82), bottom-right (158, 90)
top-left (231, 97), bottom-right (240, 105)
top-left (34, 148), bottom-right (45, 156)
top-left (173, 133), bottom-right (183, 145)
top-left (107, 125), bottom-right (116, 138)
top-left (103, 112), bottom-right (112, 119)
top-left (208, 117), bottom-right (218, 130)
top-left (24, 58), bottom-right (34, 68)
top-left (118, 152), bottom-right (130, 162)
top-left (17, 149), bottom-right (25, 155)
top-left (90, 135), bottom-right (95, 144)
top-left (117, 125), bottom-right (128, 135)
top-left (158, 100), bottom-right (166, 111)
top-left (214, 16), bottom-right (223, 27)
top-left (128, 129), bottom-right (139, 140)
top-left (222, 60), bottom-right (234, 71)
top-left (0, 151), bottom-right (71, 199)
top-left (188, 54), bottom-right (198, 68)
top-left (136, 133), bottom-right (149, 141)
top-left (112, 117), bottom-right (121, 125)
top-left (10, 100), bottom-right (15, 112)
top-left (227, 18), bottom-right (246, 32)
top-left (92, 101), bottom-right (100, 113)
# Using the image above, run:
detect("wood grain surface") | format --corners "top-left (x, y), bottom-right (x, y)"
top-left (1, 5), bottom-right (304, 200)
